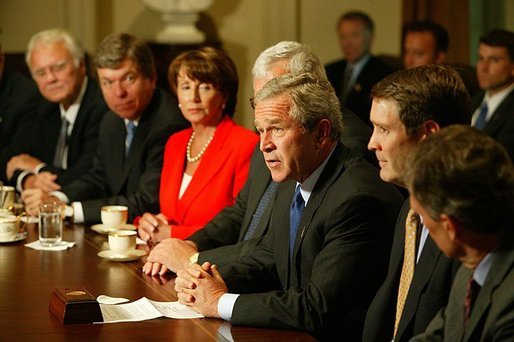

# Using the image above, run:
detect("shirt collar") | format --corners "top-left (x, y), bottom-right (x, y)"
top-left (296, 145), bottom-right (336, 205)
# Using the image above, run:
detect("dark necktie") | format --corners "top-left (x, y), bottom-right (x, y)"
top-left (125, 121), bottom-right (136, 155)
top-left (341, 63), bottom-right (354, 103)
top-left (289, 185), bottom-right (305, 259)
top-left (53, 117), bottom-right (70, 169)
top-left (464, 276), bottom-right (480, 324)
top-left (243, 181), bottom-right (278, 241)
top-left (474, 102), bottom-right (488, 130)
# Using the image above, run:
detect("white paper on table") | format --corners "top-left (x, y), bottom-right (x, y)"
top-left (25, 240), bottom-right (76, 251)
top-left (96, 297), bottom-right (203, 324)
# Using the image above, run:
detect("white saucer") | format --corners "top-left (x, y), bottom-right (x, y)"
top-left (0, 231), bottom-right (28, 243)
top-left (91, 223), bottom-right (137, 235)
top-left (20, 216), bottom-right (39, 224)
top-left (97, 249), bottom-right (146, 262)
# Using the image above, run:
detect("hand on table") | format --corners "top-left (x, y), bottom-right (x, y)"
top-left (143, 238), bottom-right (198, 275)
top-left (175, 262), bottom-right (227, 318)
top-left (23, 172), bottom-right (61, 192)
top-left (21, 189), bottom-right (60, 216)
top-left (137, 212), bottom-right (170, 242)
top-left (6, 154), bottom-right (43, 179)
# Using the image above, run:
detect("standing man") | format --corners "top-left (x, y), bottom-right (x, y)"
top-left (408, 126), bottom-right (514, 341)
top-left (0, 44), bottom-right (41, 183)
top-left (472, 29), bottom-right (514, 160)
top-left (6, 29), bottom-right (107, 190)
top-left (22, 33), bottom-right (188, 224)
top-left (363, 65), bottom-right (472, 342)
top-left (402, 21), bottom-right (448, 69)
top-left (142, 41), bottom-right (373, 275)
top-left (325, 10), bottom-right (392, 125)
top-left (175, 73), bottom-right (403, 339)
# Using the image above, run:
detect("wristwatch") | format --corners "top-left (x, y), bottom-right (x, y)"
top-left (188, 252), bottom-right (199, 267)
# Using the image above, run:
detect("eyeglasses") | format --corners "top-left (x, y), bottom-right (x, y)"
top-left (32, 60), bottom-right (69, 80)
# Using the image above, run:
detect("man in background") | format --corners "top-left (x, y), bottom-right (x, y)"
top-left (402, 21), bottom-right (448, 69)
top-left (325, 10), bottom-right (392, 126)
top-left (408, 125), bottom-right (514, 341)
top-left (22, 33), bottom-right (188, 224)
top-left (471, 29), bottom-right (514, 160)
top-left (6, 28), bottom-right (107, 191)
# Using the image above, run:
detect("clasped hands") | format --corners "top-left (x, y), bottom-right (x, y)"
top-left (21, 188), bottom-right (60, 216)
top-left (174, 261), bottom-right (227, 318)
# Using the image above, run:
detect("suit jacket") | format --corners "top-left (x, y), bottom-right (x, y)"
top-left (0, 70), bottom-right (42, 182)
top-left (160, 115), bottom-right (258, 240)
top-left (10, 78), bottom-right (108, 186)
top-left (62, 88), bottom-right (189, 223)
top-left (326, 56), bottom-right (392, 126)
top-left (412, 229), bottom-right (514, 341)
top-left (220, 142), bottom-right (404, 340)
top-left (363, 199), bottom-right (460, 342)
top-left (472, 89), bottom-right (514, 160)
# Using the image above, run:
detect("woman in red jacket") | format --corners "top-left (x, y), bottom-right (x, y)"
top-left (137, 47), bottom-right (258, 241)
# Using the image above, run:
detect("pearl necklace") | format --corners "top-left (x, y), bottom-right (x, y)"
top-left (186, 130), bottom-right (215, 163)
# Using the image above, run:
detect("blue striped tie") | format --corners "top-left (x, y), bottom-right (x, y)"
top-left (125, 121), bottom-right (136, 155)
top-left (243, 181), bottom-right (278, 241)
top-left (289, 185), bottom-right (305, 259)
top-left (475, 102), bottom-right (488, 130)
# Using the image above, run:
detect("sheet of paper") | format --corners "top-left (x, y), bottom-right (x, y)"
top-left (148, 299), bottom-right (204, 319)
top-left (96, 297), bottom-right (204, 323)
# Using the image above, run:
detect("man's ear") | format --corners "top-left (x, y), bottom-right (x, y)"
top-left (420, 120), bottom-right (440, 140)
top-left (440, 213), bottom-right (458, 242)
top-left (315, 119), bottom-right (332, 147)
top-left (435, 51), bottom-right (447, 65)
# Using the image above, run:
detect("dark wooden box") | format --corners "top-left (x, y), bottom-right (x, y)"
top-left (48, 288), bottom-right (103, 324)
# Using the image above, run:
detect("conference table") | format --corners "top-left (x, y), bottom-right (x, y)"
top-left (0, 221), bottom-right (315, 341)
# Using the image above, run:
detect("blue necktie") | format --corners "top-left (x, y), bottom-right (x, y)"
top-left (475, 102), bottom-right (488, 130)
top-left (289, 185), bottom-right (305, 258)
top-left (125, 121), bottom-right (136, 155)
top-left (243, 181), bottom-right (278, 241)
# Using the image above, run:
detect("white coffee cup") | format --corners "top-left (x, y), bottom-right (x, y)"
top-left (101, 205), bottom-right (128, 227)
top-left (0, 186), bottom-right (15, 210)
top-left (108, 230), bottom-right (136, 255)
top-left (0, 215), bottom-right (19, 241)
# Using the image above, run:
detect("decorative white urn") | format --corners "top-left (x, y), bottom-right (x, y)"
top-left (141, 0), bottom-right (214, 43)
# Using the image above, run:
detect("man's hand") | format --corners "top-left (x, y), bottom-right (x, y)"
top-left (143, 238), bottom-right (198, 275)
top-left (21, 189), bottom-right (59, 216)
top-left (175, 262), bottom-right (227, 318)
top-left (6, 154), bottom-right (43, 178)
top-left (24, 172), bottom-right (61, 192)
top-left (137, 212), bottom-right (170, 242)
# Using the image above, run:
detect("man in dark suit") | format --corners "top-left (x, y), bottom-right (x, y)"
top-left (174, 73), bottom-right (403, 339)
top-left (5, 29), bottom-right (107, 191)
top-left (325, 11), bottom-right (393, 126)
top-left (22, 33), bottom-right (188, 224)
top-left (141, 41), bottom-right (373, 276)
top-left (0, 45), bottom-right (41, 183)
top-left (407, 126), bottom-right (514, 341)
top-left (363, 65), bottom-right (472, 342)
top-left (471, 29), bottom-right (514, 160)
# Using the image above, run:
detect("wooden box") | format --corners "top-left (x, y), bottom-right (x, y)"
top-left (48, 288), bottom-right (103, 324)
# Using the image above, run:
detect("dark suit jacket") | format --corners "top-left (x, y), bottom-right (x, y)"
top-left (472, 89), bottom-right (514, 160)
top-left (363, 199), bottom-right (460, 342)
top-left (219, 142), bottom-right (404, 339)
top-left (62, 88), bottom-right (189, 223)
top-left (0, 70), bottom-right (41, 182)
top-left (411, 229), bottom-right (514, 341)
top-left (326, 56), bottom-right (392, 126)
top-left (9, 78), bottom-right (108, 186)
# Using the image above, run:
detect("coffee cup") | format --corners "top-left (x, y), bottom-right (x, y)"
top-left (101, 205), bottom-right (128, 227)
top-left (0, 215), bottom-right (19, 241)
top-left (108, 230), bottom-right (136, 255)
top-left (0, 186), bottom-right (15, 210)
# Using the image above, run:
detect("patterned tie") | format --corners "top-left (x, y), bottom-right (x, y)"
top-left (243, 181), bottom-right (278, 241)
top-left (474, 102), bottom-right (488, 130)
top-left (289, 185), bottom-right (305, 259)
top-left (341, 63), bottom-right (354, 103)
top-left (394, 209), bottom-right (419, 337)
top-left (53, 117), bottom-right (70, 169)
top-left (125, 121), bottom-right (136, 155)
top-left (464, 276), bottom-right (480, 325)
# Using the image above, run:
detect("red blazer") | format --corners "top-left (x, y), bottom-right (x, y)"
top-left (160, 115), bottom-right (258, 239)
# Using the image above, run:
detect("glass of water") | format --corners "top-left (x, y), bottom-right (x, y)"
top-left (38, 201), bottom-right (64, 246)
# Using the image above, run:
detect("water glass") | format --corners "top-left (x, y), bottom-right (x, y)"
top-left (39, 202), bottom-right (64, 246)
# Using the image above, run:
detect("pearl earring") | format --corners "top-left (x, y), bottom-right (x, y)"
top-left (222, 103), bottom-right (226, 110)
top-left (178, 103), bottom-right (182, 108)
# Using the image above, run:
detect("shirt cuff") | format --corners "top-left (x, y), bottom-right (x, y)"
top-left (71, 202), bottom-right (84, 223)
top-left (34, 163), bottom-right (47, 174)
top-left (218, 293), bottom-right (240, 321)
top-left (17, 170), bottom-right (34, 192)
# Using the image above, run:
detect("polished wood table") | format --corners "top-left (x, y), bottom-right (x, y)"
top-left (0, 223), bottom-right (315, 341)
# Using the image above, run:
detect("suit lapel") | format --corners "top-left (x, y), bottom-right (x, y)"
top-left (484, 89), bottom-right (514, 135)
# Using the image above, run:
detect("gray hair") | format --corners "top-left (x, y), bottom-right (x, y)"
top-left (26, 28), bottom-right (84, 69)
top-left (252, 41), bottom-right (327, 80)
top-left (255, 73), bottom-right (342, 140)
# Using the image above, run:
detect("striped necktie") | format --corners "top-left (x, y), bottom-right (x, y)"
top-left (289, 185), bottom-right (305, 259)
top-left (474, 102), bottom-right (488, 130)
top-left (125, 121), bottom-right (136, 155)
top-left (243, 181), bottom-right (278, 241)
top-left (53, 117), bottom-right (70, 169)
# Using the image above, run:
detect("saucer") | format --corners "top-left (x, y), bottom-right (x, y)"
top-left (0, 231), bottom-right (28, 243)
top-left (97, 249), bottom-right (146, 262)
top-left (91, 223), bottom-right (136, 235)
